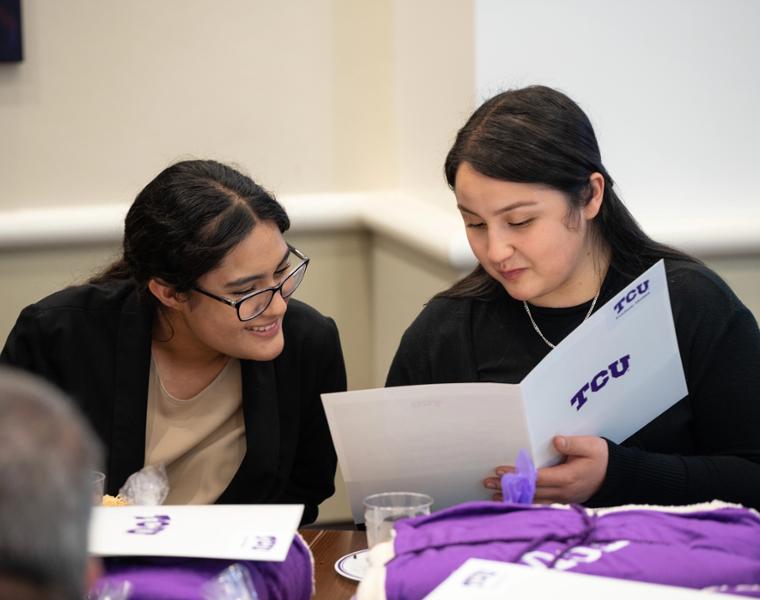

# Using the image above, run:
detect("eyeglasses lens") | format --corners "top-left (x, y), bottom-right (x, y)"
top-left (239, 290), bottom-right (274, 321)
top-left (237, 260), bottom-right (307, 321)
top-left (281, 262), bottom-right (306, 299)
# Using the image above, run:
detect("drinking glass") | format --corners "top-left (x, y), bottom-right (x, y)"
top-left (363, 492), bottom-right (433, 548)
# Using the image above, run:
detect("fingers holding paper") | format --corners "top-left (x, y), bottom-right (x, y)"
top-left (532, 435), bottom-right (608, 504)
top-left (484, 435), bottom-right (608, 504)
top-left (484, 466), bottom-right (512, 501)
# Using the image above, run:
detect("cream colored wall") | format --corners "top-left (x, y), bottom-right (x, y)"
top-left (370, 233), bottom-right (462, 386)
top-left (391, 0), bottom-right (476, 208)
top-left (332, 0), bottom-right (395, 191)
top-left (0, 243), bottom-right (122, 340)
top-left (0, 1), bottom-right (399, 210)
top-left (0, 1), bottom-right (474, 211)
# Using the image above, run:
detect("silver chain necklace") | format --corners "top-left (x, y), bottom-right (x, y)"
top-left (523, 288), bottom-right (601, 349)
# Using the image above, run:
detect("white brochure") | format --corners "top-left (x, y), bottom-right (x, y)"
top-left (423, 559), bottom-right (714, 599)
top-left (89, 504), bottom-right (303, 561)
top-left (322, 260), bottom-right (687, 522)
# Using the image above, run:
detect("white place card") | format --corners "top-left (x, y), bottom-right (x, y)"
top-left (89, 504), bottom-right (304, 562)
top-left (423, 559), bottom-right (720, 599)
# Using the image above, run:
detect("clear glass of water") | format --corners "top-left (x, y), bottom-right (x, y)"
top-left (363, 491), bottom-right (433, 548)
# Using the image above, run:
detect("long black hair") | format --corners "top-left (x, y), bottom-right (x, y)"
top-left (438, 85), bottom-right (696, 300)
top-left (91, 160), bottom-right (290, 305)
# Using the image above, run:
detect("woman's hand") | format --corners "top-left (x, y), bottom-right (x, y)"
top-left (484, 436), bottom-right (608, 504)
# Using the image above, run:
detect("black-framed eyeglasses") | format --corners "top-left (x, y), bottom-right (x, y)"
top-left (193, 245), bottom-right (310, 322)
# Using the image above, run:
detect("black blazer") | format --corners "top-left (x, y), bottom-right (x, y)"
top-left (1, 280), bottom-right (346, 524)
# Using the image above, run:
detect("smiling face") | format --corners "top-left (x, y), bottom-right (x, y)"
top-left (173, 220), bottom-right (294, 361)
top-left (455, 162), bottom-right (607, 307)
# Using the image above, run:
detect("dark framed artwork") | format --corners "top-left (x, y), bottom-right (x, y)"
top-left (0, 0), bottom-right (22, 62)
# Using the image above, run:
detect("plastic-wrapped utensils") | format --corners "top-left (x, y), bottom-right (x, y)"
top-left (119, 464), bottom-right (170, 506)
top-left (201, 563), bottom-right (260, 600)
top-left (89, 580), bottom-right (133, 600)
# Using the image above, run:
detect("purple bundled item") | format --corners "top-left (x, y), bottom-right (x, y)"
top-left (383, 501), bottom-right (760, 599)
top-left (96, 533), bottom-right (312, 600)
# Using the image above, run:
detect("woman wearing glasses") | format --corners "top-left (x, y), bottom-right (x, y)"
top-left (1, 160), bottom-right (346, 524)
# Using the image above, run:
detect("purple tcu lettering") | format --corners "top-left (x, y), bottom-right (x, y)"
top-left (127, 514), bottom-right (171, 535)
top-left (590, 370), bottom-right (609, 392)
top-left (521, 540), bottom-right (630, 571)
top-left (570, 355), bottom-right (631, 410)
top-left (614, 279), bottom-right (650, 314)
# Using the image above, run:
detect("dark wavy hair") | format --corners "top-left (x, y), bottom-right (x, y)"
top-left (91, 160), bottom-right (289, 305)
top-left (438, 85), bottom-right (696, 300)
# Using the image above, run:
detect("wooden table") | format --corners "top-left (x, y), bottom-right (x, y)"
top-left (300, 529), bottom-right (367, 600)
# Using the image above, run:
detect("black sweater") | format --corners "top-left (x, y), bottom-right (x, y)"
top-left (1, 280), bottom-right (346, 524)
top-left (387, 260), bottom-right (760, 509)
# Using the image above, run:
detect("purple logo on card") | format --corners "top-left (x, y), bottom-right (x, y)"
top-left (462, 570), bottom-right (499, 588)
top-left (570, 355), bottom-right (631, 411)
top-left (250, 535), bottom-right (277, 551)
top-left (613, 280), bottom-right (650, 317)
top-left (127, 515), bottom-right (171, 535)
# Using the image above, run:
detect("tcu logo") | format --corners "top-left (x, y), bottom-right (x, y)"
top-left (570, 355), bottom-right (631, 410)
top-left (462, 570), bottom-right (499, 588)
top-left (127, 514), bottom-right (171, 535)
top-left (614, 280), bottom-right (650, 315)
top-left (521, 540), bottom-right (630, 571)
top-left (250, 535), bottom-right (277, 551)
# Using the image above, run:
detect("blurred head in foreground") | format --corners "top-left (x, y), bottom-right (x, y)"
top-left (0, 368), bottom-right (103, 600)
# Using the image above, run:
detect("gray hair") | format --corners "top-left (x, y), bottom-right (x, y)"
top-left (0, 368), bottom-right (103, 600)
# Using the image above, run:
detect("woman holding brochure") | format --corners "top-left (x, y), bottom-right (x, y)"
top-left (386, 86), bottom-right (760, 509)
top-left (1, 160), bottom-right (346, 524)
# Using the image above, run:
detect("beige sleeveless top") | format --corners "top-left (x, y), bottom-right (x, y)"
top-left (144, 357), bottom-right (246, 504)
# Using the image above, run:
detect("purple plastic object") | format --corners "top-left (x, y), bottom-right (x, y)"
top-left (500, 448), bottom-right (536, 504)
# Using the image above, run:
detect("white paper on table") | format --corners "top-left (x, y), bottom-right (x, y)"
top-left (422, 559), bottom-right (718, 600)
top-left (89, 504), bottom-right (303, 561)
top-left (322, 260), bottom-right (687, 522)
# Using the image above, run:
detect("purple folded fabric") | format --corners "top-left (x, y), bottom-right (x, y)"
top-left (385, 502), bottom-right (760, 599)
top-left (97, 533), bottom-right (312, 600)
